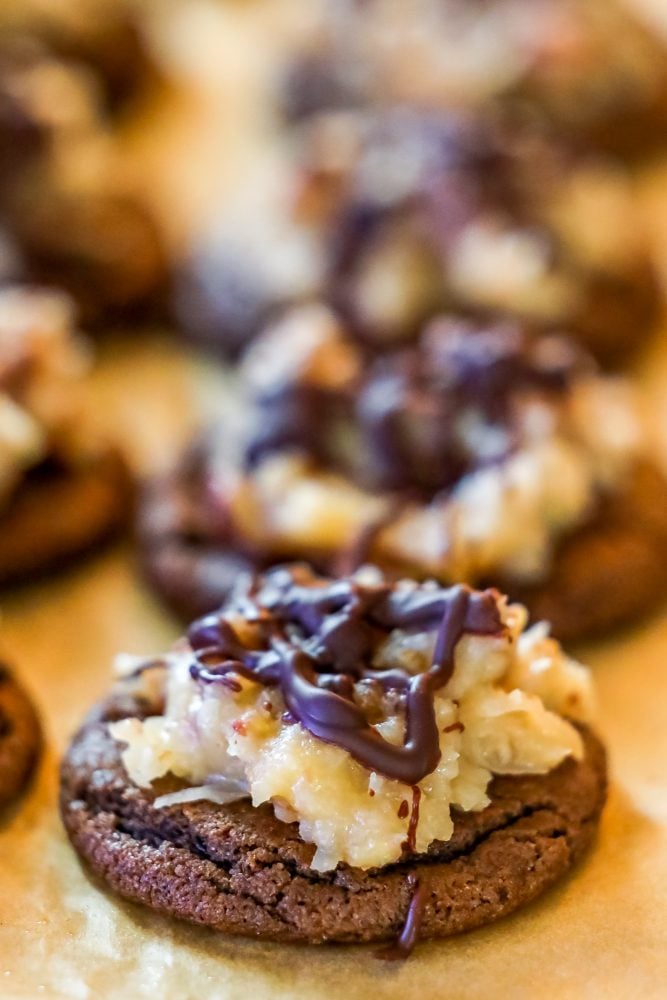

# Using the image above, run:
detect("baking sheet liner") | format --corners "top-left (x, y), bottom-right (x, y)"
top-left (2, 1), bottom-right (667, 992)
top-left (0, 322), bottom-right (665, 999)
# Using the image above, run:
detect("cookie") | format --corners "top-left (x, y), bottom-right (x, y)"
top-left (0, 33), bottom-right (168, 326)
top-left (61, 700), bottom-right (605, 945)
top-left (177, 109), bottom-right (659, 365)
top-left (306, 110), bottom-right (659, 367)
top-left (139, 453), bottom-right (667, 642)
top-left (0, 665), bottom-right (41, 810)
top-left (139, 448), bottom-right (667, 638)
top-left (0, 449), bottom-right (132, 586)
top-left (0, 286), bottom-right (133, 581)
top-left (138, 314), bottom-right (667, 640)
top-left (60, 568), bottom-right (606, 948)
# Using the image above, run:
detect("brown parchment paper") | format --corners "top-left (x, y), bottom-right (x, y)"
top-left (2, 2), bottom-right (667, 995)
top-left (0, 325), bottom-right (666, 1000)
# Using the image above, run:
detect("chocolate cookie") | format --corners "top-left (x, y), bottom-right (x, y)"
top-left (0, 448), bottom-right (133, 586)
top-left (311, 111), bottom-right (659, 367)
top-left (178, 110), bottom-right (659, 366)
top-left (60, 692), bottom-right (605, 946)
top-left (138, 445), bottom-right (667, 642)
top-left (140, 303), bottom-right (667, 641)
top-left (0, 666), bottom-right (41, 810)
top-left (0, 33), bottom-right (169, 327)
top-left (140, 317), bottom-right (667, 640)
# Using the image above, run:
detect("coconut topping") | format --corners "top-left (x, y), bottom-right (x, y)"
top-left (111, 565), bottom-right (593, 871)
top-left (204, 310), bottom-right (641, 586)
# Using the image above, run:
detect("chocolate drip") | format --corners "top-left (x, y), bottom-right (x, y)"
top-left (402, 786), bottom-right (422, 855)
top-left (378, 874), bottom-right (427, 961)
top-left (335, 496), bottom-right (407, 575)
top-left (188, 568), bottom-right (502, 784)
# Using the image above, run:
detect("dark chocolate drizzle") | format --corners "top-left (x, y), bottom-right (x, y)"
top-left (334, 495), bottom-right (408, 575)
top-left (244, 317), bottom-right (589, 499)
top-left (188, 566), bottom-right (503, 784)
top-left (354, 319), bottom-right (584, 493)
top-left (378, 874), bottom-right (427, 961)
top-left (402, 786), bottom-right (422, 855)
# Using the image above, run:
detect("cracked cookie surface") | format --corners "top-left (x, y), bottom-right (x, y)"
top-left (60, 693), bottom-right (606, 945)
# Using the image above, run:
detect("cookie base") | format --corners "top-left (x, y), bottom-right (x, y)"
top-left (504, 460), bottom-right (667, 643)
top-left (60, 695), bottom-right (606, 946)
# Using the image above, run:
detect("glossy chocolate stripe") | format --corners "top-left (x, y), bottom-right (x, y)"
top-left (188, 569), bottom-right (503, 784)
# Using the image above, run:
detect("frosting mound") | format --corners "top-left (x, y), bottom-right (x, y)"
top-left (209, 310), bottom-right (641, 585)
top-left (111, 565), bottom-right (593, 871)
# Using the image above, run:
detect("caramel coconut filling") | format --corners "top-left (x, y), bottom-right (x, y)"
top-left (111, 566), bottom-right (593, 872)
top-left (208, 307), bottom-right (642, 585)
top-left (0, 286), bottom-right (93, 507)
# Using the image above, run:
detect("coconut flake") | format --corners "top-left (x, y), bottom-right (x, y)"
top-left (153, 779), bottom-right (249, 810)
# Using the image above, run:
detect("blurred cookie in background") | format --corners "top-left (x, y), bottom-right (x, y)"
top-left (297, 110), bottom-right (660, 366)
top-left (0, 0), bottom-right (165, 121)
top-left (0, 286), bottom-right (132, 584)
top-left (60, 566), bottom-right (606, 949)
top-left (139, 307), bottom-right (667, 641)
top-left (174, 109), bottom-right (660, 366)
top-left (0, 3), bottom-right (170, 326)
top-left (281, 0), bottom-right (667, 158)
top-left (173, 147), bottom-right (326, 359)
top-left (0, 664), bottom-right (41, 812)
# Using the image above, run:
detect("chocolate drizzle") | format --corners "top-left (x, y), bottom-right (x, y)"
top-left (352, 320), bottom-right (586, 496)
top-left (378, 874), bottom-right (428, 961)
top-left (402, 786), bottom-right (422, 855)
top-left (244, 318), bottom-right (587, 499)
top-left (335, 495), bottom-right (408, 575)
top-left (188, 567), bottom-right (503, 784)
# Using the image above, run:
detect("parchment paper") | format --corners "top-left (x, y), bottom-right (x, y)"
top-left (0, 320), bottom-right (665, 1000)
top-left (2, 2), bottom-right (667, 996)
